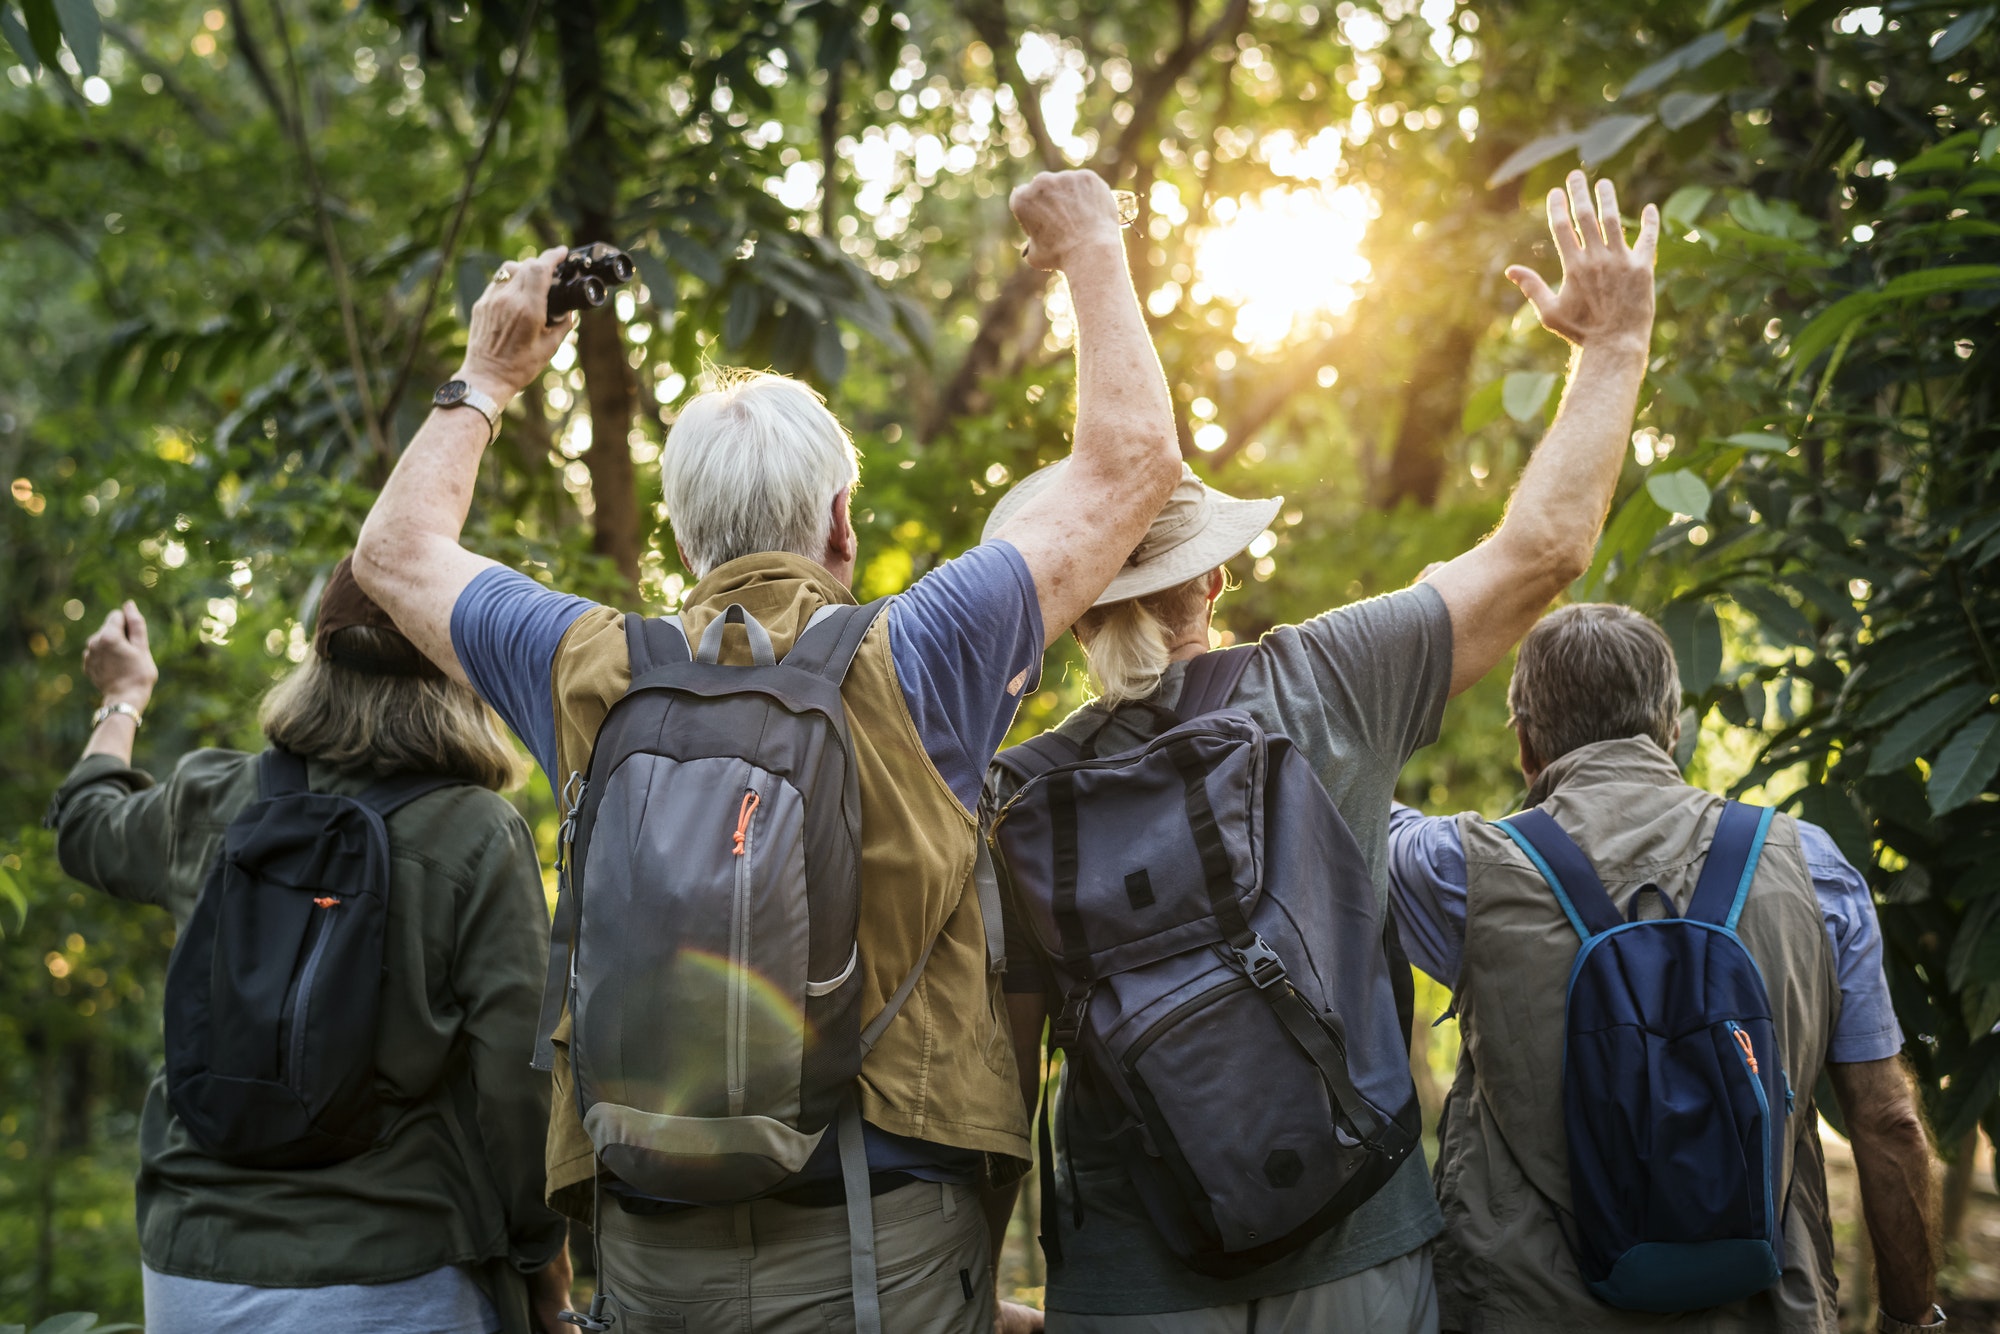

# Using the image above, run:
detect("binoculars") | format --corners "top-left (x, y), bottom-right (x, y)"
top-left (547, 243), bottom-right (636, 323)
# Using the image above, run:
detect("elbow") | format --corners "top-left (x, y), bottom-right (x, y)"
top-left (1495, 519), bottom-right (1593, 604)
top-left (351, 522), bottom-right (408, 603)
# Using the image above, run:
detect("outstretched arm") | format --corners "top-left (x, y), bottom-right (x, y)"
top-left (1830, 1057), bottom-right (1939, 1327)
top-left (1423, 171), bottom-right (1660, 696)
top-left (987, 171), bottom-right (1182, 647)
top-left (353, 249), bottom-right (576, 682)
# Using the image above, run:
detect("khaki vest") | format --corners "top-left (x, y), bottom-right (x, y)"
top-left (539, 554), bottom-right (1029, 1217)
top-left (1434, 738), bottom-right (1841, 1334)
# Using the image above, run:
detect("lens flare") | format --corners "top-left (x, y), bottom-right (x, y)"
top-left (1193, 185), bottom-right (1376, 352)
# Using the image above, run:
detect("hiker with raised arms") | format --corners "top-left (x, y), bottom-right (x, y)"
top-left (984, 171), bottom-right (1661, 1333)
top-left (352, 168), bottom-right (1181, 1333)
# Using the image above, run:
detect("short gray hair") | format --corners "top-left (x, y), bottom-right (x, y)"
top-left (660, 369), bottom-right (861, 576)
top-left (1507, 603), bottom-right (1682, 766)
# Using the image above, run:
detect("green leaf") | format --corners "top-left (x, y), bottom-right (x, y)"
top-left (660, 229), bottom-right (723, 286)
top-left (1720, 431), bottom-right (1789, 452)
top-left (0, 4), bottom-right (40, 74)
top-left (812, 320), bottom-right (846, 383)
top-left (1461, 379), bottom-right (1505, 433)
top-left (21, 0), bottom-right (60, 71)
top-left (29, 1316), bottom-right (99, 1334)
top-left (1786, 289), bottom-right (1886, 381)
top-left (1796, 782), bottom-right (1871, 870)
top-left (1729, 584), bottom-right (1817, 648)
top-left (1869, 683), bottom-right (1990, 775)
top-left (1620, 28), bottom-right (1734, 99)
top-left (1645, 468), bottom-right (1711, 520)
top-left (1929, 713), bottom-right (2000, 816)
top-left (50, 0), bottom-right (95, 76)
top-left (1930, 5), bottom-right (1995, 61)
top-left (1951, 901), bottom-right (2000, 999)
top-left (1579, 114), bottom-right (1654, 168)
top-left (1982, 126), bottom-right (2000, 163)
top-left (722, 283), bottom-right (760, 350)
top-left (1663, 599), bottom-right (1724, 694)
top-left (1486, 130), bottom-right (1582, 188)
top-left (1879, 264), bottom-right (2000, 299)
top-left (1658, 91), bottom-right (1722, 131)
top-left (1501, 370), bottom-right (1557, 422)
top-left (1662, 185), bottom-right (1714, 230)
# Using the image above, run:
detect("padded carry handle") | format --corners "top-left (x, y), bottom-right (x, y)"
top-left (695, 604), bottom-right (777, 666)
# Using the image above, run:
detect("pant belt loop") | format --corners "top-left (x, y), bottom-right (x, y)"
top-left (940, 1179), bottom-right (957, 1221)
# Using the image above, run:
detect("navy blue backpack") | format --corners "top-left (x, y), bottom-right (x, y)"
top-left (1499, 800), bottom-right (1793, 1313)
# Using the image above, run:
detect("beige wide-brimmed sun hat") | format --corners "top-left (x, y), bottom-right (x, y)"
top-left (983, 460), bottom-right (1283, 607)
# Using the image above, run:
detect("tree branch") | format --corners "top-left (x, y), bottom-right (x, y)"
top-left (923, 262), bottom-right (1048, 441)
top-left (1206, 331), bottom-right (1353, 469)
top-left (378, 0), bottom-right (543, 431)
top-left (1103, 0), bottom-right (1250, 173)
top-left (102, 22), bottom-right (229, 140)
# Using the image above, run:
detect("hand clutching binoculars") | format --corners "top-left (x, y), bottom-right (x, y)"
top-left (547, 243), bottom-right (636, 325)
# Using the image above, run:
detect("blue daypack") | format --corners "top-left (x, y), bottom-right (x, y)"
top-left (1499, 800), bottom-right (1792, 1313)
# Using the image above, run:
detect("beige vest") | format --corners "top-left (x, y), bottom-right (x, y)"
top-left (1434, 738), bottom-right (1841, 1334)
top-left (539, 554), bottom-right (1030, 1218)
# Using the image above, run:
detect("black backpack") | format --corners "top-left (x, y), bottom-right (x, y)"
top-left (164, 748), bottom-right (460, 1168)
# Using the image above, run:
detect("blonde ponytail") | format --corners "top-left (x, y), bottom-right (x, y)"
top-left (1075, 572), bottom-right (1219, 707)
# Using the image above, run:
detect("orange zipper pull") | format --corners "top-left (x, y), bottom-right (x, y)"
top-left (732, 790), bottom-right (761, 856)
top-left (1732, 1026), bottom-right (1759, 1075)
top-left (312, 896), bottom-right (340, 909)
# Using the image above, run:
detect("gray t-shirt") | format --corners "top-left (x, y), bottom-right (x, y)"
top-left (995, 583), bottom-right (1454, 1315)
top-left (142, 1262), bottom-right (499, 1334)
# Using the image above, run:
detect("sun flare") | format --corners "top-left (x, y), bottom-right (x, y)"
top-left (1193, 185), bottom-right (1376, 353)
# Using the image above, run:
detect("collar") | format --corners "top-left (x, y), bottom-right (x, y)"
top-left (682, 552), bottom-right (857, 612)
top-left (1525, 735), bottom-right (1683, 807)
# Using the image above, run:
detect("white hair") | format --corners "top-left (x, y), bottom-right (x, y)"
top-left (660, 370), bottom-right (861, 576)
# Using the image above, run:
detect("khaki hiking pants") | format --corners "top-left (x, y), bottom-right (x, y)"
top-left (595, 1179), bottom-right (995, 1334)
top-left (1046, 1246), bottom-right (1438, 1334)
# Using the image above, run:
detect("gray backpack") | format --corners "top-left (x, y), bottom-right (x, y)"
top-left (990, 647), bottom-right (1421, 1278)
top-left (533, 599), bottom-right (946, 1334)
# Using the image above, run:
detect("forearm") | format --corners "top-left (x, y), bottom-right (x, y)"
top-left (82, 710), bottom-right (141, 766)
top-left (981, 1176), bottom-right (1022, 1285)
top-left (1063, 240), bottom-right (1178, 499)
top-left (1495, 335), bottom-right (1649, 584)
top-left (1852, 1117), bottom-right (1939, 1320)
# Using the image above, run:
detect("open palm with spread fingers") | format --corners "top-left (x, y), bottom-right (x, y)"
top-left (1507, 170), bottom-right (1658, 349)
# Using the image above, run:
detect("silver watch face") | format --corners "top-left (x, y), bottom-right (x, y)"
top-left (435, 379), bottom-right (468, 407)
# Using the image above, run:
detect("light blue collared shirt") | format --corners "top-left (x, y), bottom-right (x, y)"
top-left (1387, 804), bottom-right (1904, 1064)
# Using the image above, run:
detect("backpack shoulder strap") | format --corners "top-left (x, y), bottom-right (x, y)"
top-left (258, 747), bottom-right (310, 799)
top-left (780, 597), bottom-right (893, 684)
top-left (353, 772), bottom-right (467, 820)
top-left (1496, 808), bottom-right (1623, 940)
top-left (1684, 801), bottom-right (1777, 930)
top-left (624, 612), bottom-right (691, 678)
top-left (992, 732), bottom-right (1086, 787)
top-left (695, 604), bottom-right (778, 666)
top-left (1177, 643), bottom-right (1257, 720)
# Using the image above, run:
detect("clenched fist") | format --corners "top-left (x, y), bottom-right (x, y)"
top-left (83, 601), bottom-right (159, 711)
top-left (1507, 171), bottom-right (1659, 351)
top-left (1010, 170), bottom-right (1124, 273)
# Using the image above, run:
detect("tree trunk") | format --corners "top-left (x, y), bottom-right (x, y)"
top-left (1378, 320), bottom-right (1480, 509)
top-left (554, 0), bottom-right (640, 595)
top-left (30, 1029), bottom-right (59, 1322)
top-left (1941, 1127), bottom-right (1980, 1246)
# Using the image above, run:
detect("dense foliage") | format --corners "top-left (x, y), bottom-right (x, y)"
top-left (1, 0), bottom-right (1994, 1322)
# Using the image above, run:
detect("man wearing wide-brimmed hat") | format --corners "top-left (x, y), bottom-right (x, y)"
top-left (989, 170), bottom-right (1662, 1332)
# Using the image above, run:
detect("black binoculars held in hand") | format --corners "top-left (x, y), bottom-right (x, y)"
top-left (547, 243), bottom-right (636, 324)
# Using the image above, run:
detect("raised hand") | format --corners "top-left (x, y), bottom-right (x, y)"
top-left (1010, 169), bottom-right (1125, 272)
top-left (1506, 171), bottom-right (1659, 350)
top-left (82, 601), bottom-right (159, 711)
top-left (457, 246), bottom-right (578, 403)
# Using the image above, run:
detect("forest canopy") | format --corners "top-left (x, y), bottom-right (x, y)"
top-left (2, 0), bottom-right (1996, 1322)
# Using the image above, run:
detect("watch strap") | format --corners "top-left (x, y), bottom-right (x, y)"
top-left (92, 700), bottom-right (143, 730)
top-left (1877, 1305), bottom-right (1947, 1334)
top-left (434, 381), bottom-right (503, 440)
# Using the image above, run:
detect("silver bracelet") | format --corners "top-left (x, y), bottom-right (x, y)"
top-left (91, 700), bottom-right (144, 730)
top-left (1877, 1305), bottom-right (1947, 1334)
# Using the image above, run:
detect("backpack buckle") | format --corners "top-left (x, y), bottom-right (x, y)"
top-left (1052, 986), bottom-right (1093, 1046)
top-left (559, 1294), bottom-right (615, 1330)
top-left (1232, 936), bottom-right (1288, 989)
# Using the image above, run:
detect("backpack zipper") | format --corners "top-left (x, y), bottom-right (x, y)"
top-left (728, 784), bottom-right (761, 1116)
top-left (285, 899), bottom-right (341, 1094)
top-left (1724, 1019), bottom-right (1775, 1243)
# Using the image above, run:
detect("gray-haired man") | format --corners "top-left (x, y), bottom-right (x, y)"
top-left (1387, 602), bottom-right (1942, 1334)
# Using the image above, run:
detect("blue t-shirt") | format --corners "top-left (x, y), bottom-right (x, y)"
top-left (448, 543), bottom-right (1045, 1186)
top-left (1386, 804), bottom-right (1904, 1064)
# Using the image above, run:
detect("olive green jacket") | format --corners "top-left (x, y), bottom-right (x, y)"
top-left (49, 748), bottom-right (566, 1304)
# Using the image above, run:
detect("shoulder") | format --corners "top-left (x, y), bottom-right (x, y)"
top-left (889, 541), bottom-right (1041, 644)
top-left (165, 748), bottom-right (261, 821)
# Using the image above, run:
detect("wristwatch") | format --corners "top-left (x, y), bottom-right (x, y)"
top-left (91, 700), bottom-right (143, 730)
top-left (433, 379), bottom-right (503, 441)
top-left (1878, 1305), bottom-right (1947, 1334)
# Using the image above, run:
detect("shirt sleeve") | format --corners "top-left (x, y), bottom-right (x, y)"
top-left (886, 540), bottom-right (1045, 813)
top-left (48, 752), bottom-right (171, 910)
top-left (1799, 820), bottom-right (1906, 1064)
top-left (1258, 582), bottom-right (1455, 770)
top-left (1386, 803), bottom-right (1471, 990)
top-left (450, 566), bottom-right (599, 783)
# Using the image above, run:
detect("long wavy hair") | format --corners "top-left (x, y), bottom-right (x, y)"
top-left (1073, 571), bottom-right (1224, 707)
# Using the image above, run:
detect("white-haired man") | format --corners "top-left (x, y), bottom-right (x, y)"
top-left (354, 170), bottom-right (1181, 1333)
